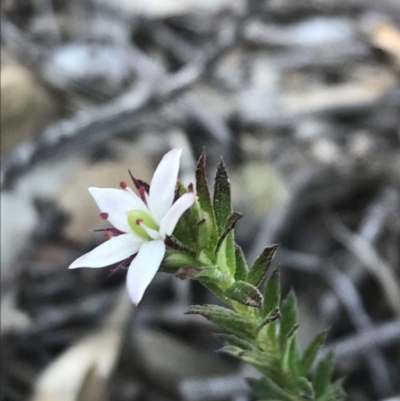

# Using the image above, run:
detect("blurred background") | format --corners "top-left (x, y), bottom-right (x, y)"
top-left (1, 0), bottom-right (400, 400)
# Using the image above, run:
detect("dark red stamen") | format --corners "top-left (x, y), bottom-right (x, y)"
top-left (108, 254), bottom-right (137, 277)
top-left (104, 231), bottom-right (113, 239)
top-left (94, 227), bottom-right (124, 235)
top-left (100, 212), bottom-right (109, 220)
top-left (138, 186), bottom-right (147, 203)
top-left (128, 170), bottom-right (149, 204)
top-left (136, 218), bottom-right (143, 226)
top-left (120, 180), bottom-right (128, 189)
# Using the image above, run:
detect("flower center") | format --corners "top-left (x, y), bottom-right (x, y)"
top-left (127, 210), bottom-right (159, 240)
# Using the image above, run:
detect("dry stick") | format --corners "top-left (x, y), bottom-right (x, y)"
top-left (322, 319), bottom-right (400, 363)
top-left (277, 248), bottom-right (395, 397)
top-left (320, 188), bottom-right (400, 325)
top-left (1, 9), bottom-right (245, 190)
top-left (326, 213), bottom-right (400, 317)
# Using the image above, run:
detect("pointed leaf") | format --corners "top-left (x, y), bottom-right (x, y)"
top-left (293, 377), bottom-right (314, 399)
top-left (186, 305), bottom-right (257, 340)
top-left (279, 290), bottom-right (298, 353)
top-left (300, 331), bottom-right (327, 376)
top-left (197, 212), bottom-right (215, 250)
top-left (172, 182), bottom-right (198, 249)
top-left (161, 250), bottom-right (200, 273)
top-left (221, 347), bottom-right (282, 385)
top-left (225, 280), bottom-right (263, 308)
top-left (282, 334), bottom-right (300, 376)
top-left (216, 334), bottom-right (254, 351)
top-left (234, 245), bottom-right (248, 281)
top-left (196, 150), bottom-right (217, 245)
top-left (312, 351), bottom-right (336, 398)
top-left (258, 308), bottom-right (281, 332)
top-left (247, 377), bottom-right (295, 401)
top-left (175, 265), bottom-right (219, 281)
top-left (213, 159), bottom-right (232, 235)
top-left (262, 268), bottom-right (281, 318)
top-left (248, 244), bottom-right (279, 287)
top-left (267, 321), bottom-right (278, 349)
top-left (199, 281), bottom-right (230, 304)
top-left (225, 231), bottom-right (236, 276)
top-left (216, 212), bottom-right (243, 253)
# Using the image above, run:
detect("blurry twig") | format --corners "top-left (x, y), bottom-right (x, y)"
top-left (1, 7), bottom-right (249, 190)
top-left (322, 319), bottom-right (400, 363)
top-left (325, 213), bottom-right (400, 317)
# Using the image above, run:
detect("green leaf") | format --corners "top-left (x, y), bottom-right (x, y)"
top-left (197, 212), bottom-right (214, 251)
top-left (216, 334), bottom-right (255, 351)
top-left (258, 308), bottom-right (281, 332)
top-left (282, 334), bottom-right (300, 376)
top-left (196, 149), bottom-right (218, 246)
top-left (262, 268), bottom-right (281, 318)
top-left (172, 181), bottom-right (199, 250)
top-left (293, 377), bottom-right (314, 399)
top-left (312, 351), bottom-right (335, 398)
top-left (248, 244), bottom-right (279, 287)
top-left (160, 251), bottom-right (200, 273)
top-left (267, 321), bottom-right (278, 349)
top-left (213, 159), bottom-right (232, 235)
top-left (175, 265), bottom-right (219, 281)
top-left (234, 245), bottom-right (248, 281)
top-left (221, 346), bottom-right (283, 384)
top-left (216, 236), bottom-right (235, 275)
top-left (247, 377), bottom-right (295, 401)
top-left (225, 280), bottom-right (263, 308)
top-left (300, 331), bottom-right (327, 376)
top-left (279, 290), bottom-right (298, 353)
top-left (225, 231), bottom-right (236, 276)
top-left (215, 212), bottom-right (243, 253)
top-left (198, 281), bottom-right (229, 304)
top-left (185, 305), bottom-right (257, 340)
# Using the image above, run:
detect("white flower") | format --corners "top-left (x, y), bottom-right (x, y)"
top-left (69, 148), bottom-right (196, 305)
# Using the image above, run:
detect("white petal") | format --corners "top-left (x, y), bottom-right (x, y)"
top-left (141, 225), bottom-right (163, 240)
top-left (148, 148), bottom-right (181, 221)
top-left (159, 192), bottom-right (196, 238)
top-left (89, 187), bottom-right (147, 233)
top-left (126, 240), bottom-right (165, 305)
top-left (69, 234), bottom-right (143, 269)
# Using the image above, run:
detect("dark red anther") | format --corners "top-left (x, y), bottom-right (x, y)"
top-left (135, 218), bottom-right (143, 226)
top-left (120, 180), bottom-right (128, 189)
top-left (94, 227), bottom-right (124, 235)
top-left (100, 212), bottom-right (109, 220)
top-left (128, 169), bottom-right (149, 203)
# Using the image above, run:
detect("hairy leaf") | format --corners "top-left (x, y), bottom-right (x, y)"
top-left (262, 268), bottom-right (281, 318)
top-left (196, 150), bottom-right (217, 245)
top-left (312, 351), bottom-right (335, 398)
top-left (225, 280), bottom-right (263, 308)
top-left (216, 212), bottom-right (243, 253)
top-left (186, 305), bottom-right (257, 340)
top-left (221, 346), bottom-right (282, 384)
top-left (213, 159), bottom-right (232, 235)
top-left (300, 331), bottom-right (327, 376)
top-left (279, 290), bottom-right (298, 353)
top-left (234, 244), bottom-right (248, 281)
top-left (248, 244), bottom-right (279, 287)
top-left (247, 377), bottom-right (295, 401)
top-left (216, 334), bottom-right (255, 351)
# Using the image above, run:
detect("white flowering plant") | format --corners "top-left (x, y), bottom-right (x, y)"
top-left (69, 148), bottom-right (345, 401)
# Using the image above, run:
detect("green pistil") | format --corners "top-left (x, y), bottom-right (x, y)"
top-left (127, 209), bottom-right (159, 240)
